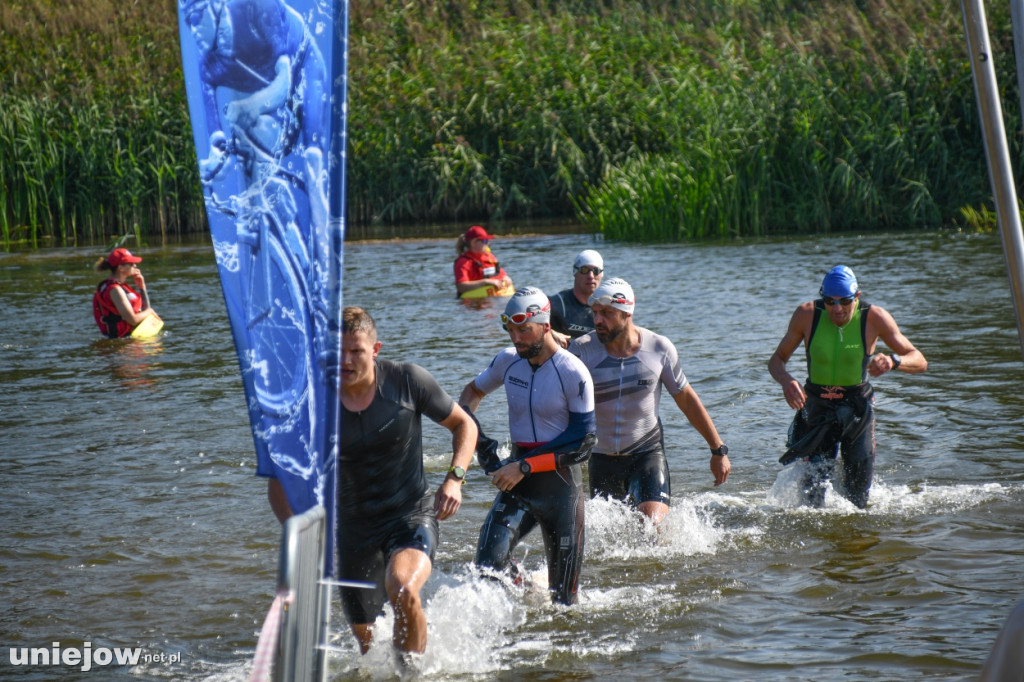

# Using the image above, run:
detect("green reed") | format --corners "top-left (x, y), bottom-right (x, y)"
top-left (0, 0), bottom-right (1017, 244)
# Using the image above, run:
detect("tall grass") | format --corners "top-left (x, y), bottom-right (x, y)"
top-left (0, 0), bottom-right (1017, 243)
top-left (580, 39), bottom-right (978, 239)
top-left (0, 0), bottom-right (199, 246)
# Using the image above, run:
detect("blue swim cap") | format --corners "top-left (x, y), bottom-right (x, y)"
top-left (820, 265), bottom-right (859, 298)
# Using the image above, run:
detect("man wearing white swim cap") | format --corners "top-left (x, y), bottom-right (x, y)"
top-left (768, 265), bottom-right (928, 508)
top-left (568, 277), bottom-right (730, 525)
top-left (549, 249), bottom-right (604, 344)
top-left (460, 286), bottom-right (596, 604)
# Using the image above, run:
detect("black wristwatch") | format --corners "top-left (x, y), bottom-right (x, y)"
top-left (889, 353), bottom-right (902, 371)
top-left (710, 444), bottom-right (728, 457)
top-left (519, 459), bottom-right (532, 476)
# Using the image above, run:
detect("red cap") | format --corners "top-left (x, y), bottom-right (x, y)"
top-left (108, 248), bottom-right (143, 267)
top-left (465, 225), bottom-right (495, 241)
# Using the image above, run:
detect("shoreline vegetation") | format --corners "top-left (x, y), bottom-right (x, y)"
top-left (0, 0), bottom-right (1017, 246)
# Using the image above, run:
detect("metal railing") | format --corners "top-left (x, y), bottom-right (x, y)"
top-left (273, 505), bottom-right (331, 682)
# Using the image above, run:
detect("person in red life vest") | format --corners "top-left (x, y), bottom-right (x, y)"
top-left (453, 225), bottom-right (513, 297)
top-left (92, 248), bottom-right (158, 338)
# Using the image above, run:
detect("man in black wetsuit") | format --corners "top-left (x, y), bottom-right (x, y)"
top-left (549, 249), bottom-right (604, 347)
top-left (459, 287), bottom-right (596, 605)
top-left (337, 307), bottom-right (477, 654)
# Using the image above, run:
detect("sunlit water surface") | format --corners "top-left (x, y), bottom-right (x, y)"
top-left (1, 230), bottom-right (1022, 680)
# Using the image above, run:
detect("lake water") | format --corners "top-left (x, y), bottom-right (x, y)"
top-left (1, 230), bottom-right (1022, 681)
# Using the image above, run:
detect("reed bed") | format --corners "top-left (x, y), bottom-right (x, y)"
top-left (0, 0), bottom-right (1017, 244)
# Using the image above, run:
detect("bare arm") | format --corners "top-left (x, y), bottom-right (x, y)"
top-left (768, 304), bottom-right (813, 410)
top-left (433, 404), bottom-right (478, 520)
top-left (866, 306), bottom-right (928, 376)
top-left (109, 285), bottom-right (154, 327)
top-left (672, 385), bottom-right (730, 486)
top-left (455, 276), bottom-right (511, 294)
top-left (458, 380), bottom-right (486, 412)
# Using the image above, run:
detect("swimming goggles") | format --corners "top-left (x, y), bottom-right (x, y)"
top-left (501, 306), bottom-right (549, 326)
top-left (822, 295), bottom-right (855, 306)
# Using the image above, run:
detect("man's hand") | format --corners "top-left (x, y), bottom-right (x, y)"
top-left (489, 460), bottom-right (525, 492)
top-left (782, 378), bottom-right (806, 410)
top-left (710, 455), bottom-right (731, 486)
top-left (433, 477), bottom-right (463, 520)
top-left (867, 353), bottom-right (897, 377)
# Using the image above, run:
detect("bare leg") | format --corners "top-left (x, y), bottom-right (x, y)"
top-left (636, 500), bottom-right (669, 525)
top-left (350, 623), bottom-right (373, 654)
top-left (385, 548), bottom-right (433, 653)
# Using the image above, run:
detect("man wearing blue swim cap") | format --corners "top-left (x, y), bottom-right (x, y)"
top-left (768, 265), bottom-right (928, 508)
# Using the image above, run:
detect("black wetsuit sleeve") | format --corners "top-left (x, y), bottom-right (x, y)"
top-left (522, 410), bottom-right (597, 466)
top-left (549, 291), bottom-right (568, 335)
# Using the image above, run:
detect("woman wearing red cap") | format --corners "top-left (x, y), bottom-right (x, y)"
top-left (92, 248), bottom-right (160, 338)
top-left (453, 225), bottom-right (514, 298)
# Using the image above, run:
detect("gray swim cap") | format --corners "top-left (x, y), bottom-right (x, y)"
top-left (588, 277), bottom-right (635, 314)
top-left (502, 287), bottom-right (551, 325)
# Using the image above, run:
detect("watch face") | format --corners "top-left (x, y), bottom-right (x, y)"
top-left (451, 466), bottom-right (466, 480)
top-left (519, 460), bottom-right (531, 474)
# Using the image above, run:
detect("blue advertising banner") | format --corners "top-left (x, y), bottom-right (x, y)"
top-left (176, 0), bottom-right (348, 573)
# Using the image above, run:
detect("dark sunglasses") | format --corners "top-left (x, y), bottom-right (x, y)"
top-left (574, 266), bottom-right (603, 276)
top-left (822, 295), bottom-right (855, 306)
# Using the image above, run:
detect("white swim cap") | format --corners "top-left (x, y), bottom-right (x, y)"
top-left (573, 249), bottom-right (604, 271)
top-left (502, 287), bottom-right (551, 326)
top-left (588, 277), bottom-right (635, 314)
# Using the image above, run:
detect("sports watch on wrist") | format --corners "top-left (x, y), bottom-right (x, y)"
top-left (447, 466), bottom-right (466, 483)
top-left (889, 353), bottom-right (902, 371)
top-left (519, 459), bottom-right (532, 476)
top-left (710, 444), bottom-right (729, 457)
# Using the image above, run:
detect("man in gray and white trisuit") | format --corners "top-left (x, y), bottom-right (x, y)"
top-left (568, 277), bottom-right (730, 524)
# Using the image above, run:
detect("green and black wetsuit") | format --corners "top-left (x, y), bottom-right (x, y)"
top-left (783, 299), bottom-right (876, 508)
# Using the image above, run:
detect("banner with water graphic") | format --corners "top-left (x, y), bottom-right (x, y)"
top-left (176, 0), bottom-right (348, 573)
